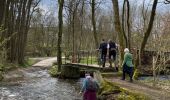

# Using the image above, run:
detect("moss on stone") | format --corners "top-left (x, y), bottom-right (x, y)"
top-left (60, 65), bottom-right (80, 79)
top-left (98, 80), bottom-right (150, 100)
top-left (48, 65), bottom-right (58, 77)
top-left (99, 80), bottom-right (121, 95)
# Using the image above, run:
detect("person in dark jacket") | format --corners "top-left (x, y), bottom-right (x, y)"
top-left (98, 39), bottom-right (107, 67)
top-left (122, 48), bottom-right (134, 82)
top-left (107, 39), bottom-right (118, 71)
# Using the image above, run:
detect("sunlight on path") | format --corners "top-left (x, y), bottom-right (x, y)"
top-left (32, 57), bottom-right (57, 68)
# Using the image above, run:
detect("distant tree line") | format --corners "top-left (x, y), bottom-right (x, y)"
top-left (0, 0), bottom-right (40, 64)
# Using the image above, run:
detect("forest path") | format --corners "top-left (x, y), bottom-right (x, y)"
top-left (32, 57), bottom-right (57, 68)
top-left (108, 78), bottom-right (170, 100)
top-left (3, 57), bottom-right (57, 81)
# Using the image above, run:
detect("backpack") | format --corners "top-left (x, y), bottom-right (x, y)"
top-left (86, 79), bottom-right (97, 91)
top-left (109, 41), bottom-right (116, 51)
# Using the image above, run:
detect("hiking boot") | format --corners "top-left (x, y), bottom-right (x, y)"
top-left (115, 67), bottom-right (119, 72)
top-left (121, 78), bottom-right (125, 80)
top-left (109, 66), bottom-right (112, 68)
top-left (129, 79), bottom-right (133, 83)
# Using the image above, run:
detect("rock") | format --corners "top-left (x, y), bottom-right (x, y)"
top-left (60, 64), bottom-right (80, 79)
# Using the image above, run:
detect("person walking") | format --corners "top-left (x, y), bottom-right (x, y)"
top-left (80, 74), bottom-right (99, 100)
top-left (121, 48), bottom-right (134, 82)
top-left (98, 39), bottom-right (107, 67)
top-left (107, 39), bottom-right (118, 71)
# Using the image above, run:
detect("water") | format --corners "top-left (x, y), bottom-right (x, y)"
top-left (139, 75), bottom-right (170, 81)
top-left (138, 75), bottom-right (170, 91)
top-left (0, 69), bottom-right (83, 100)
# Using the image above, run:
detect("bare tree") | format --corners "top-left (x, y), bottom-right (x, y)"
top-left (140, 0), bottom-right (158, 54)
top-left (57, 0), bottom-right (64, 71)
top-left (164, 0), bottom-right (170, 4)
top-left (112, 0), bottom-right (125, 62)
top-left (91, 0), bottom-right (98, 48)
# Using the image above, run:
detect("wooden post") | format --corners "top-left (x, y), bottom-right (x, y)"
top-left (91, 51), bottom-right (93, 64)
top-left (153, 56), bottom-right (157, 87)
top-left (87, 51), bottom-right (89, 65)
top-left (65, 52), bottom-right (66, 64)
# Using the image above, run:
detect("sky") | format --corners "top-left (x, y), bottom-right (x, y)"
top-left (39, 0), bottom-right (170, 15)
top-left (39, 0), bottom-right (57, 14)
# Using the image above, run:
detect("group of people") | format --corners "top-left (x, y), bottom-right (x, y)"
top-left (80, 39), bottom-right (134, 100)
top-left (98, 39), bottom-right (134, 82)
top-left (98, 39), bottom-right (118, 70)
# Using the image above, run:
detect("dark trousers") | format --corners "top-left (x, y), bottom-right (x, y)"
top-left (109, 50), bottom-right (116, 60)
top-left (122, 64), bottom-right (134, 81)
top-left (101, 53), bottom-right (106, 67)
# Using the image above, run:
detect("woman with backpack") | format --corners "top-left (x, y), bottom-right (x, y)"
top-left (80, 73), bottom-right (99, 100)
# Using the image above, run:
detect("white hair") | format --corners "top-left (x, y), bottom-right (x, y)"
top-left (124, 48), bottom-right (129, 53)
top-left (86, 75), bottom-right (92, 79)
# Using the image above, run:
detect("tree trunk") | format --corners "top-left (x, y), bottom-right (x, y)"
top-left (18, 0), bottom-right (27, 64)
top-left (122, 0), bottom-right (128, 48)
top-left (71, 0), bottom-right (80, 63)
top-left (4, 0), bottom-right (11, 62)
top-left (78, 0), bottom-right (85, 50)
top-left (135, 0), bottom-right (158, 67)
top-left (126, 0), bottom-right (131, 49)
top-left (0, 0), bottom-right (5, 26)
top-left (140, 0), bottom-right (158, 52)
top-left (91, 0), bottom-right (98, 48)
top-left (122, 0), bottom-right (131, 49)
top-left (112, 0), bottom-right (125, 62)
top-left (57, 0), bottom-right (64, 71)
top-left (1, 0), bottom-right (39, 64)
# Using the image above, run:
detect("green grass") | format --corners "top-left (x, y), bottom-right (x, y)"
top-left (80, 57), bottom-right (98, 64)
top-left (19, 58), bottom-right (39, 68)
top-left (48, 65), bottom-right (58, 77)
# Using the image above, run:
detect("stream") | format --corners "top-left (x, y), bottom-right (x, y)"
top-left (0, 68), bottom-right (83, 100)
top-left (138, 75), bottom-right (170, 91)
top-left (139, 75), bottom-right (170, 80)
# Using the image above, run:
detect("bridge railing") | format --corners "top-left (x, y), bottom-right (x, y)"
top-left (64, 50), bottom-right (101, 66)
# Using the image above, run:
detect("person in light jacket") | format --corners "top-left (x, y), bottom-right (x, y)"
top-left (121, 48), bottom-right (134, 82)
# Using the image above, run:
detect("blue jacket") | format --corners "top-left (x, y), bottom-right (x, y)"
top-left (81, 78), bottom-right (99, 92)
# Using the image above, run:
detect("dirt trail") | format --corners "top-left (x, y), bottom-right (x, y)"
top-left (108, 78), bottom-right (170, 100)
top-left (32, 57), bottom-right (57, 68)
